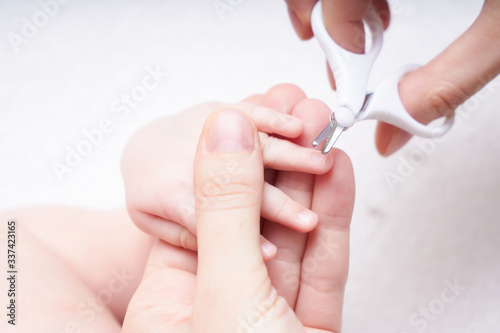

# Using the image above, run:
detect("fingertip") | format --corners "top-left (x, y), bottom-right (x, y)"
top-left (373, 0), bottom-right (391, 30)
top-left (261, 240), bottom-right (277, 261)
top-left (375, 122), bottom-right (395, 156)
top-left (263, 83), bottom-right (307, 111)
top-left (330, 148), bottom-right (354, 181)
top-left (194, 109), bottom-right (266, 286)
top-left (261, 181), bottom-right (319, 233)
top-left (330, 148), bottom-right (356, 210)
top-left (204, 109), bottom-right (256, 153)
top-left (242, 93), bottom-right (265, 105)
top-left (297, 209), bottom-right (319, 232)
top-left (258, 83), bottom-right (307, 120)
top-left (287, 6), bottom-right (314, 40)
top-left (277, 114), bottom-right (304, 138)
top-left (247, 105), bottom-right (304, 138)
top-left (375, 122), bottom-right (412, 156)
top-left (310, 150), bottom-right (335, 175)
top-left (313, 148), bottom-right (355, 226)
top-left (292, 98), bottom-right (331, 129)
top-left (323, 149), bottom-right (335, 170)
top-left (288, 7), bottom-right (304, 39)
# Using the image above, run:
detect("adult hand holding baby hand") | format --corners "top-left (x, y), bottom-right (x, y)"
top-left (123, 108), bottom-right (355, 332)
top-left (122, 85), bottom-right (337, 259)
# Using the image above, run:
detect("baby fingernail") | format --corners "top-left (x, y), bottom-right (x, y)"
top-left (284, 115), bottom-right (302, 126)
top-left (312, 151), bottom-right (327, 164)
top-left (273, 114), bottom-right (302, 132)
top-left (261, 242), bottom-right (276, 257)
top-left (206, 110), bottom-right (254, 152)
top-left (298, 209), bottom-right (316, 226)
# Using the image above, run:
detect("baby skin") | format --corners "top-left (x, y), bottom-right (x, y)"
top-left (1, 84), bottom-right (355, 332)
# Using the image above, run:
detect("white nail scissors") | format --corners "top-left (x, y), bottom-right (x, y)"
top-left (310, 2), bottom-right (455, 154)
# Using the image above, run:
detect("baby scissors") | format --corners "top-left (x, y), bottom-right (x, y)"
top-left (310, 2), bottom-right (455, 154)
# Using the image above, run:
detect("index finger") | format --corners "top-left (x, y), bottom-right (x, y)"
top-left (321, 0), bottom-right (372, 53)
top-left (286, 0), bottom-right (390, 47)
top-left (294, 148), bottom-right (355, 332)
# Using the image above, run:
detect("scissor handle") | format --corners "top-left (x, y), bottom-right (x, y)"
top-left (311, 2), bottom-right (383, 127)
top-left (358, 64), bottom-right (455, 138)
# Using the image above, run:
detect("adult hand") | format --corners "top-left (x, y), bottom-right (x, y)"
top-left (122, 108), bottom-right (355, 332)
top-left (285, 0), bottom-right (500, 155)
top-left (122, 97), bottom-right (335, 259)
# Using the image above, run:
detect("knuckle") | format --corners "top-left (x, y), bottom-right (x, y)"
top-left (288, 145), bottom-right (302, 167)
top-left (275, 244), bottom-right (304, 263)
top-left (270, 113), bottom-right (287, 131)
top-left (260, 133), bottom-right (276, 164)
top-left (424, 80), bottom-right (468, 119)
top-left (125, 201), bottom-right (146, 228)
top-left (178, 227), bottom-right (195, 250)
top-left (178, 228), bottom-right (189, 249)
top-left (301, 273), bottom-right (346, 295)
top-left (197, 172), bottom-right (260, 211)
top-left (320, 212), bottom-right (353, 232)
top-left (245, 103), bottom-right (256, 119)
top-left (276, 174), bottom-right (312, 193)
top-left (159, 180), bottom-right (189, 218)
top-left (272, 192), bottom-right (290, 221)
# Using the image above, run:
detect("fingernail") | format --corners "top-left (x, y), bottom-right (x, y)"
top-left (383, 128), bottom-right (412, 156)
top-left (206, 110), bottom-right (254, 152)
top-left (261, 242), bottom-right (276, 258)
top-left (271, 114), bottom-right (302, 132)
top-left (311, 151), bottom-right (327, 164)
top-left (283, 114), bottom-right (302, 127)
top-left (298, 209), bottom-right (316, 227)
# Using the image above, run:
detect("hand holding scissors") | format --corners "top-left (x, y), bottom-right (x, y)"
top-left (310, 2), bottom-right (455, 154)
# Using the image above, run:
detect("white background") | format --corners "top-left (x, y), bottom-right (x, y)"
top-left (1, 0), bottom-right (499, 332)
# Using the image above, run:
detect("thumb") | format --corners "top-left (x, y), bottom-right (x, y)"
top-left (376, 0), bottom-right (500, 156)
top-left (191, 109), bottom-right (277, 331)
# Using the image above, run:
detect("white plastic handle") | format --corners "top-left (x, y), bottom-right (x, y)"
top-left (311, 2), bottom-right (384, 127)
top-left (357, 65), bottom-right (455, 138)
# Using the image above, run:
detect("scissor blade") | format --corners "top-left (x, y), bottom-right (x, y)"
top-left (321, 123), bottom-right (345, 154)
top-left (312, 121), bottom-right (335, 147)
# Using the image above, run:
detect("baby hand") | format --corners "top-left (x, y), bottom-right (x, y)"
top-left (121, 85), bottom-right (334, 259)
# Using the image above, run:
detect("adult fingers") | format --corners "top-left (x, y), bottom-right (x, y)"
top-left (287, 0), bottom-right (390, 91)
top-left (321, 0), bottom-right (389, 89)
top-left (286, 0), bottom-right (317, 39)
top-left (286, 0), bottom-right (390, 43)
top-left (295, 149), bottom-right (355, 332)
top-left (321, 0), bottom-right (372, 53)
top-left (122, 239), bottom-right (197, 333)
top-left (262, 98), bottom-right (332, 307)
top-left (263, 172), bottom-right (315, 308)
top-left (191, 109), bottom-right (278, 330)
top-left (377, 0), bottom-right (500, 156)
